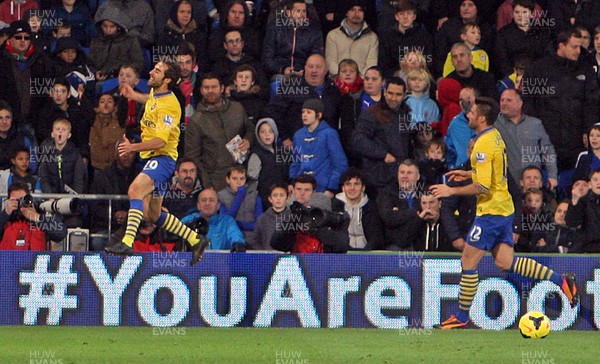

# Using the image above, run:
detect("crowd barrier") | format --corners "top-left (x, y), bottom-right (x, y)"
top-left (1, 251), bottom-right (598, 330)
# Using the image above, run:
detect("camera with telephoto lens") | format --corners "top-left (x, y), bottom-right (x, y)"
top-left (17, 194), bottom-right (34, 208)
top-left (290, 202), bottom-right (346, 230)
top-left (39, 198), bottom-right (80, 215)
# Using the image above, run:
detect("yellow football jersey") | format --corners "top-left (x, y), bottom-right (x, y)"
top-left (139, 89), bottom-right (181, 160)
top-left (470, 127), bottom-right (514, 217)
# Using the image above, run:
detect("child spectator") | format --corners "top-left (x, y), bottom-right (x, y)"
top-left (435, 77), bottom-right (462, 136)
top-left (51, 36), bottom-right (96, 98)
top-left (109, 64), bottom-right (145, 142)
top-left (405, 68), bottom-right (440, 126)
top-left (89, 93), bottom-right (123, 172)
top-left (218, 165), bottom-right (263, 243)
top-left (566, 170), bottom-right (600, 253)
top-left (497, 55), bottom-right (531, 95)
top-left (333, 59), bottom-right (364, 95)
top-left (247, 118), bottom-right (289, 209)
top-left (574, 123), bottom-right (600, 183)
top-left (0, 147), bottom-right (41, 194)
top-left (412, 122), bottom-right (435, 161)
top-left (38, 118), bottom-right (86, 194)
top-left (89, 11), bottom-right (144, 81)
top-left (52, 0), bottom-right (95, 47)
top-left (289, 99), bottom-right (348, 196)
top-left (418, 139), bottom-right (447, 186)
top-left (252, 183), bottom-right (290, 250)
top-left (48, 20), bottom-right (72, 53)
top-left (226, 64), bottom-right (267, 124)
top-left (396, 50), bottom-right (434, 94)
top-left (25, 9), bottom-right (51, 53)
top-left (532, 200), bottom-right (582, 253)
top-left (36, 77), bottom-right (92, 160)
top-left (443, 22), bottom-right (489, 77)
top-left (517, 188), bottom-right (553, 252)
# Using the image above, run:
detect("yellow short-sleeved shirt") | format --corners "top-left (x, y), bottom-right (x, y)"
top-left (139, 89), bottom-right (181, 160)
top-left (470, 127), bottom-right (514, 217)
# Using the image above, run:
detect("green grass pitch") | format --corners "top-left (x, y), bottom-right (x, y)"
top-left (3, 327), bottom-right (598, 363)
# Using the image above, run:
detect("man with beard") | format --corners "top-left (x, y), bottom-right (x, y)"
top-left (185, 73), bottom-right (254, 191)
top-left (163, 158), bottom-right (203, 220)
top-left (105, 61), bottom-right (209, 265)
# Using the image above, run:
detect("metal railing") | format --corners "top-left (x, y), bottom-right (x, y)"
top-left (2, 193), bottom-right (129, 239)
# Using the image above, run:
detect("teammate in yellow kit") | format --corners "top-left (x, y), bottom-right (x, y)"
top-left (105, 61), bottom-right (209, 265)
top-left (429, 97), bottom-right (578, 329)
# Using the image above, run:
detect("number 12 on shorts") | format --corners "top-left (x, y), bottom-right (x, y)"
top-left (469, 225), bottom-right (482, 242)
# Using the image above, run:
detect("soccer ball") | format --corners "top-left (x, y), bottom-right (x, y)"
top-left (519, 311), bottom-right (551, 339)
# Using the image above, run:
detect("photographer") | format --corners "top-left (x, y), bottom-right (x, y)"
top-left (271, 174), bottom-right (350, 253)
top-left (0, 182), bottom-right (67, 250)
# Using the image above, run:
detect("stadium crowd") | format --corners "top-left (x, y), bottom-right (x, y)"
top-left (0, 0), bottom-right (599, 253)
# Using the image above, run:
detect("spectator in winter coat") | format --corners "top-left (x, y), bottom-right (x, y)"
top-left (51, 0), bottom-right (96, 47)
top-left (247, 118), bottom-right (290, 209)
top-left (332, 167), bottom-right (385, 250)
top-left (38, 118), bottom-right (86, 194)
top-left (252, 182), bottom-right (289, 250)
top-left (262, 0), bottom-right (323, 79)
top-left (523, 28), bottom-right (600, 178)
top-left (289, 98), bottom-right (348, 196)
top-left (566, 170), bottom-right (600, 253)
top-left (325, 0), bottom-right (378, 76)
top-left (378, 0), bottom-right (433, 78)
top-left (94, 0), bottom-right (154, 47)
top-left (89, 9), bottom-right (145, 80)
top-left (351, 77), bottom-right (413, 190)
top-left (89, 93), bottom-right (123, 171)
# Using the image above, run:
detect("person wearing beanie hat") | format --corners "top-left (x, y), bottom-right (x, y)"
top-left (289, 98), bottom-right (348, 195)
top-left (0, 16), bottom-right (51, 131)
top-left (325, 0), bottom-right (378, 76)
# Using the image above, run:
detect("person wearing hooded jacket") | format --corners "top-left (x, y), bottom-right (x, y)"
top-left (247, 117), bottom-right (290, 209)
top-left (331, 167), bottom-right (385, 250)
top-left (94, 0), bottom-right (154, 47)
top-left (89, 8), bottom-right (144, 80)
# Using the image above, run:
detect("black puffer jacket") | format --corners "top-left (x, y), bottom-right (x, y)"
top-left (523, 54), bottom-right (600, 171)
top-left (565, 190), bottom-right (600, 253)
top-left (378, 24), bottom-right (433, 78)
top-left (38, 138), bottom-right (87, 194)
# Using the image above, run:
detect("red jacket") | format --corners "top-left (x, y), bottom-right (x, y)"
top-left (292, 233), bottom-right (323, 254)
top-left (0, 219), bottom-right (46, 250)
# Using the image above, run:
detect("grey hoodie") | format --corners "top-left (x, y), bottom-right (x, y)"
top-left (247, 118), bottom-right (278, 181)
top-left (335, 192), bottom-right (368, 249)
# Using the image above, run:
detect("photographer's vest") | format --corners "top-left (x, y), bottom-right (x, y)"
top-left (0, 220), bottom-right (46, 250)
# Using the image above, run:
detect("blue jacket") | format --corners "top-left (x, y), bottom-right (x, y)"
top-left (181, 212), bottom-right (245, 250)
top-left (445, 112), bottom-right (475, 169)
top-left (290, 121), bottom-right (348, 192)
top-left (405, 94), bottom-right (440, 125)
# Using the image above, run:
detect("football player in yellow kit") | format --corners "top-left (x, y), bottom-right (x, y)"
top-left (105, 61), bottom-right (209, 265)
top-left (430, 97), bottom-right (578, 329)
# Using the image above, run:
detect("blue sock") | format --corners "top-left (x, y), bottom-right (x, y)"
top-left (130, 199), bottom-right (144, 211)
top-left (156, 211), bottom-right (167, 227)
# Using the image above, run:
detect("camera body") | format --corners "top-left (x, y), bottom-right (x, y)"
top-left (290, 202), bottom-right (346, 231)
top-left (17, 194), bottom-right (34, 209)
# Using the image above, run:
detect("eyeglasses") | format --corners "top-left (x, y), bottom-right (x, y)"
top-left (13, 35), bottom-right (31, 41)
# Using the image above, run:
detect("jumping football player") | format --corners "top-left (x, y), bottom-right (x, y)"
top-left (105, 61), bottom-right (209, 265)
top-left (429, 97), bottom-right (579, 329)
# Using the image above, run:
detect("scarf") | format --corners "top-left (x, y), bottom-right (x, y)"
top-left (333, 75), bottom-right (364, 95)
top-left (4, 39), bottom-right (35, 61)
